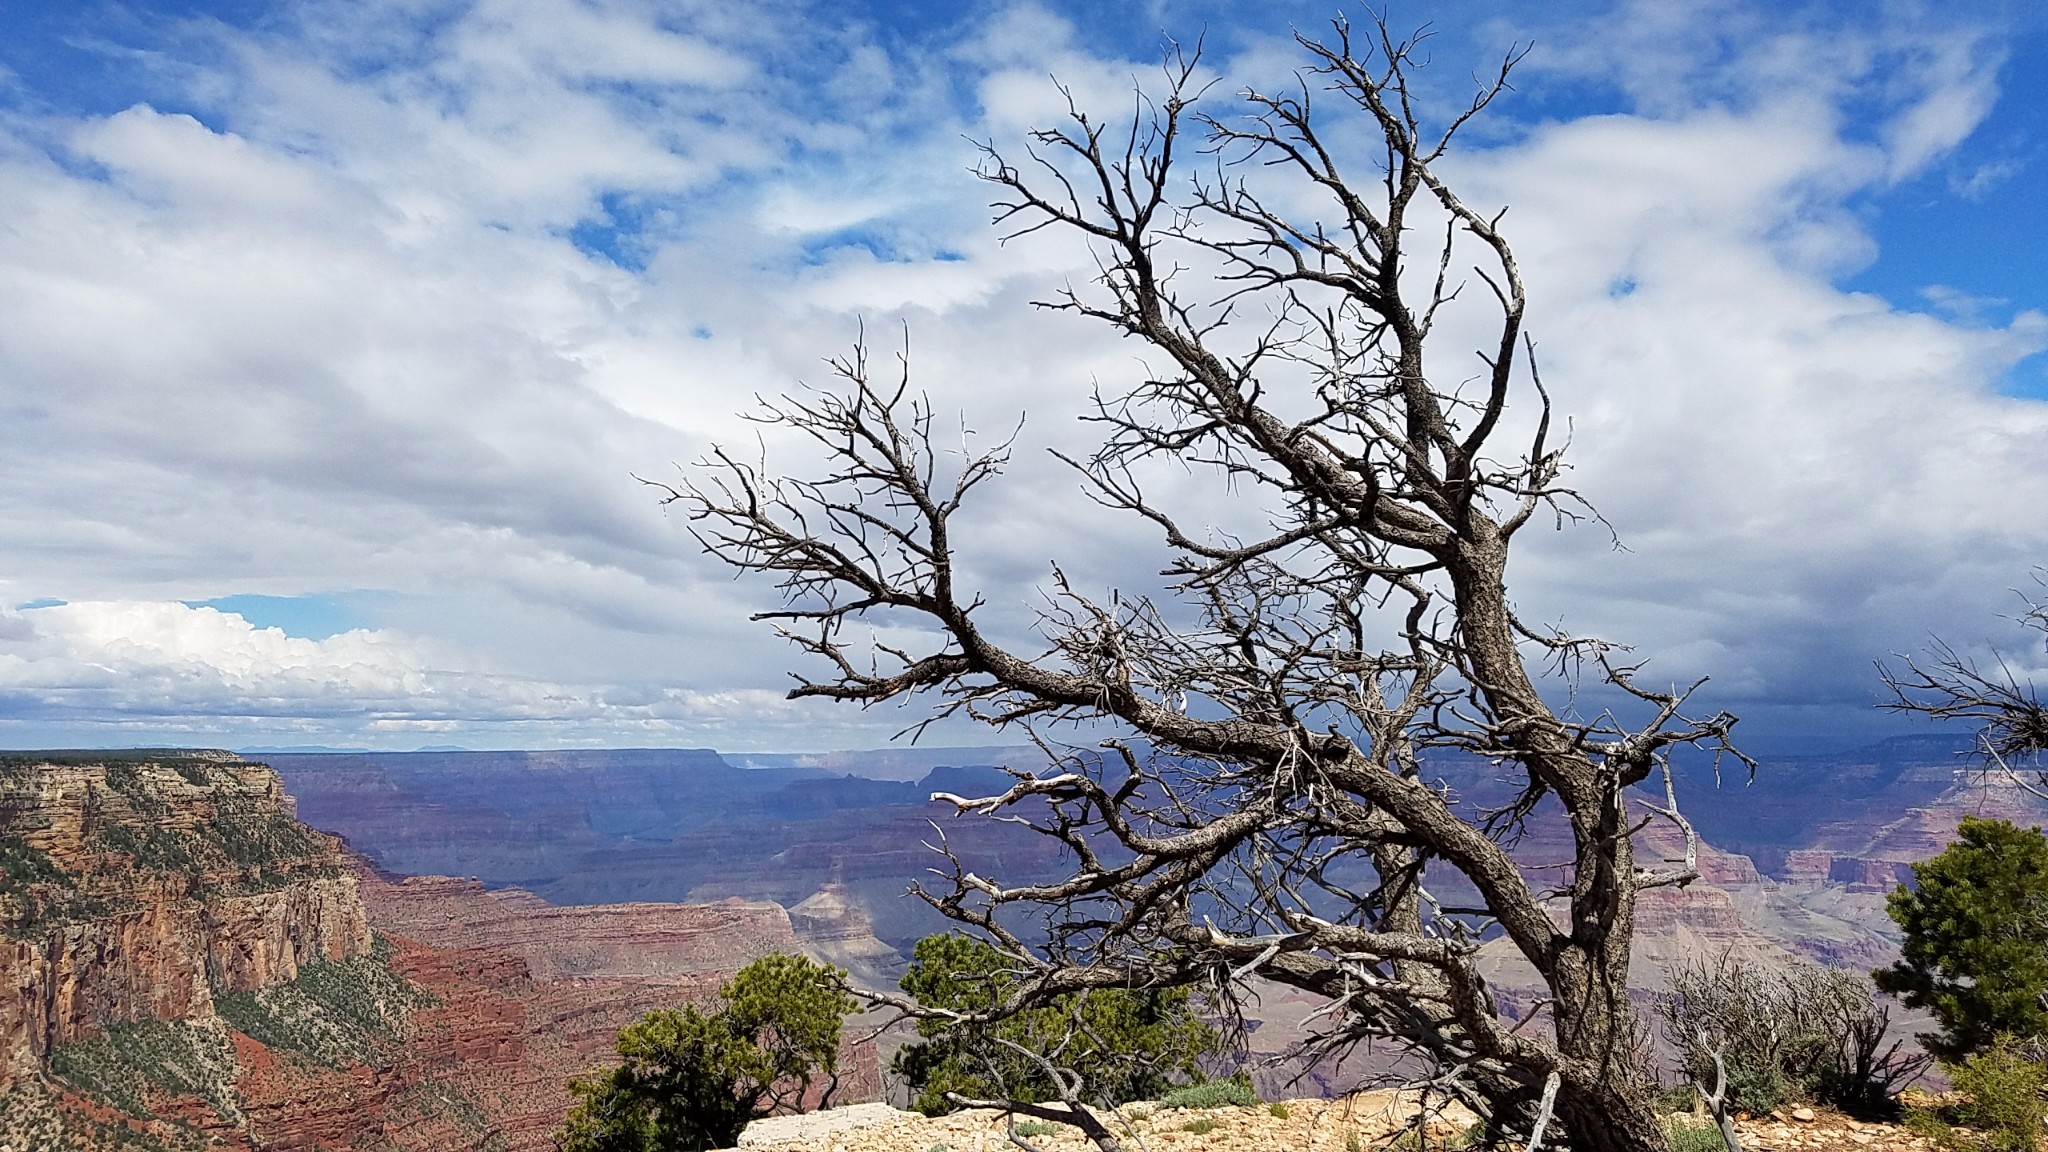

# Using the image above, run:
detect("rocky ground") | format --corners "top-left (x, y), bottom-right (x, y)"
top-left (1735, 1105), bottom-right (1938, 1151)
top-left (736, 1096), bottom-right (1944, 1152)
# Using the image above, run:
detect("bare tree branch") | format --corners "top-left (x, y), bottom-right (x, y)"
top-left (671, 18), bottom-right (1740, 1152)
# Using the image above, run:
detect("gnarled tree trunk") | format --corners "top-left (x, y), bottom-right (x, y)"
top-left (668, 16), bottom-right (1748, 1152)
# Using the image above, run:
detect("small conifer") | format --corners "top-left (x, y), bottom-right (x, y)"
top-left (1876, 816), bottom-right (2048, 1060)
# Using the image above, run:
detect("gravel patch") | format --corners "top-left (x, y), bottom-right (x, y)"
top-left (735, 1095), bottom-right (1944, 1152)
top-left (735, 1092), bottom-right (1480, 1152)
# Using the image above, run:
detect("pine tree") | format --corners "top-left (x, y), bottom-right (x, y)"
top-left (1876, 816), bottom-right (2048, 1060)
top-left (557, 953), bottom-right (855, 1152)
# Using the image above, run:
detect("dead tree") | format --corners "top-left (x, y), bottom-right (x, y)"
top-left (664, 18), bottom-right (1746, 1152)
top-left (1695, 1038), bottom-right (1745, 1152)
top-left (1882, 571), bottom-right (2048, 793)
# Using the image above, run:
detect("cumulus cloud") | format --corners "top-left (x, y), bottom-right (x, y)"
top-left (0, 600), bottom-right (801, 741)
top-left (0, 0), bottom-right (2038, 750)
top-left (1468, 107), bottom-right (2048, 717)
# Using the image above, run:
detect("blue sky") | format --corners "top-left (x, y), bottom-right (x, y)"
top-left (0, 0), bottom-right (2042, 753)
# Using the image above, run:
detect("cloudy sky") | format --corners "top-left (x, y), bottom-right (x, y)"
top-left (0, 0), bottom-right (2042, 754)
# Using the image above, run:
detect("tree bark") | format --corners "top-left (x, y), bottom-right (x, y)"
top-left (1557, 1073), bottom-right (1674, 1152)
top-left (667, 18), bottom-right (1745, 1152)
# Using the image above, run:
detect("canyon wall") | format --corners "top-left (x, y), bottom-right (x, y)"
top-left (0, 751), bottom-right (883, 1151)
top-left (268, 752), bottom-right (1070, 962)
top-left (347, 864), bottom-right (883, 1148)
top-left (355, 869), bottom-right (801, 983)
top-left (0, 752), bottom-right (371, 1077)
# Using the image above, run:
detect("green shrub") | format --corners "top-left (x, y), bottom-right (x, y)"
top-left (1181, 1117), bottom-right (1217, 1135)
top-left (1879, 817), bottom-right (2048, 1060)
top-left (1665, 1116), bottom-right (1730, 1152)
top-left (1160, 1076), bottom-right (1258, 1110)
top-left (1907, 1037), bottom-right (2048, 1152)
top-left (1012, 1119), bottom-right (1058, 1137)
top-left (555, 953), bottom-right (855, 1152)
top-left (1269, 1101), bottom-right (1291, 1119)
top-left (1653, 1083), bottom-right (1700, 1114)
top-left (1382, 1122), bottom-right (1483, 1152)
top-left (890, 934), bottom-right (1221, 1117)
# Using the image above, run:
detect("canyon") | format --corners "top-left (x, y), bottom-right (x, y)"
top-left (263, 750), bottom-right (1056, 960)
top-left (0, 751), bottom-right (880, 1152)
top-left (2, 735), bottom-right (2039, 1149)
top-left (270, 737), bottom-right (2048, 1094)
top-left (267, 736), bottom-right (2043, 986)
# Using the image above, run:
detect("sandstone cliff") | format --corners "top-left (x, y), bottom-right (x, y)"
top-left (355, 869), bottom-right (800, 984)
top-left (346, 864), bottom-right (883, 1148)
top-left (0, 751), bottom-right (371, 1078)
top-left (0, 751), bottom-right (881, 1151)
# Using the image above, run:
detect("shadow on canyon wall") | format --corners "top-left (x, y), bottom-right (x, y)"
top-left (266, 734), bottom-right (2005, 968)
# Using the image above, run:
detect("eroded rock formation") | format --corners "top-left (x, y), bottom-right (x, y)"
top-left (0, 752), bottom-right (881, 1151)
top-left (356, 869), bottom-right (800, 983)
top-left (0, 752), bottom-right (371, 1076)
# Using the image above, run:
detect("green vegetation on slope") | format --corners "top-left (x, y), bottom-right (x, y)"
top-left (212, 937), bottom-right (437, 1068)
top-left (1, 754), bottom-right (347, 944)
top-left (94, 759), bottom-right (335, 884)
top-left (0, 833), bottom-right (110, 937)
top-left (0, 1076), bottom-right (214, 1152)
top-left (44, 939), bottom-right (437, 1138)
top-left (46, 1017), bottom-right (242, 1123)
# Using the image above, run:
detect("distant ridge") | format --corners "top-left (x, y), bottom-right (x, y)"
top-left (0, 746), bottom-right (241, 764)
top-left (727, 743), bottom-right (1051, 781)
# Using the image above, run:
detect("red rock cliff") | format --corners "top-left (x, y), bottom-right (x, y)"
top-left (0, 753), bottom-right (880, 1151)
top-left (0, 752), bottom-right (371, 1078)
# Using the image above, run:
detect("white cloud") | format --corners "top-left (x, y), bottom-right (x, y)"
top-left (1485, 104), bottom-right (2048, 707)
top-left (0, 0), bottom-right (2038, 751)
top-left (1879, 29), bottom-right (2005, 183)
top-left (0, 600), bottom-right (803, 740)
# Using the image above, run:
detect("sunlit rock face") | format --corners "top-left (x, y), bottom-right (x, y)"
top-left (352, 869), bottom-right (801, 983)
top-left (0, 752), bottom-right (372, 1075)
top-left (0, 752), bottom-right (884, 1151)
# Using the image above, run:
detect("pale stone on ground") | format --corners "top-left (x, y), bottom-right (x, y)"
top-left (738, 1092), bottom-right (1478, 1152)
top-left (740, 1103), bottom-right (906, 1146)
top-left (741, 1097), bottom-right (1943, 1152)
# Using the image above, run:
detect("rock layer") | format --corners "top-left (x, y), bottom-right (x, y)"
top-left (0, 753), bottom-right (370, 1076)
top-left (1, 751), bottom-right (882, 1149)
top-left (346, 862), bottom-right (883, 1147)
top-left (356, 869), bottom-right (800, 983)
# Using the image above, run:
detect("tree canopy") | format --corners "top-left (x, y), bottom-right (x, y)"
top-left (892, 933), bottom-right (1220, 1117)
top-left (556, 953), bottom-right (855, 1152)
top-left (1876, 816), bottom-right (2048, 1061)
